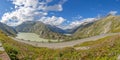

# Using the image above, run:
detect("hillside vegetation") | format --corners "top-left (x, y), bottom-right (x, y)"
top-left (0, 30), bottom-right (120, 60)
top-left (73, 15), bottom-right (120, 39)
top-left (0, 31), bottom-right (79, 60)
top-left (75, 34), bottom-right (120, 60)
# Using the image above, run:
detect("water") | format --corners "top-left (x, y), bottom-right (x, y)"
top-left (16, 32), bottom-right (59, 42)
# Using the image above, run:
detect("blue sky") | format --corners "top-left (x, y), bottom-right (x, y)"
top-left (0, 0), bottom-right (120, 29)
top-left (57, 0), bottom-right (120, 20)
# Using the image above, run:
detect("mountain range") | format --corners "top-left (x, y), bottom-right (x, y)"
top-left (15, 21), bottom-right (67, 39)
top-left (1, 15), bottom-right (120, 40)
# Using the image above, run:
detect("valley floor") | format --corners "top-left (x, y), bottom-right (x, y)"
top-left (10, 32), bottom-right (120, 49)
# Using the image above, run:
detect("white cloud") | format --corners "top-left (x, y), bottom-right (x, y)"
top-left (43, 4), bottom-right (63, 11)
top-left (108, 11), bottom-right (117, 15)
top-left (59, 0), bottom-right (68, 4)
top-left (72, 15), bottom-right (83, 20)
top-left (61, 18), bottom-right (97, 29)
top-left (39, 16), bottom-right (66, 26)
top-left (10, 7), bottom-right (13, 10)
top-left (46, 0), bottom-right (53, 3)
top-left (1, 0), bottom-right (67, 26)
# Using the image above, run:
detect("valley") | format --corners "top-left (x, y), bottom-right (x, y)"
top-left (0, 29), bottom-right (120, 60)
top-left (0, 15), bottom-right (120, 60)
top-left (0, 0), bottom-right (120, 60)
top-left (12, 32), bottom-right (120, 49)
top-left (16, 32), bottom-right (62, 43)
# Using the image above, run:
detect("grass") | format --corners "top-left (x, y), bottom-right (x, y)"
top-left (74, 34), bottom-right (120, 60)
top-left (0, 31), bottom-right (81, 60)
top-left (0, 30), bottom-right (120, 60)
top-left (74, 36), bottom-right (111, 47)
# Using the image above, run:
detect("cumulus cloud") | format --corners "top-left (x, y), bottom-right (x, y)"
top-left (108, 11), bottom-right (117, 15)
top-left (39, 16), bottom-right (66, 26)
top-left (1, 0), bottom-right (67, 26)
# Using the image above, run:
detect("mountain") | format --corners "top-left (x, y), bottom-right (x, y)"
top-left (0, 22), bottom-right (17, 36)
top-left (65, 22), bottom-right (95, 34)
top-left (47, 25), bottom-right (67, 34)
top-left (73, 15), bottom-right (120, 39)
top-left (15, 21), bottom-right (66, 39)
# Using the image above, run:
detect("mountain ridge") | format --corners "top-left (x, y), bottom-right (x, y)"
top-left (73, 15), bottom-right (120, 39)
top-left (0, 22), bottom-right (17, 36)
top-left (15, 21), bottom-right (67, 40)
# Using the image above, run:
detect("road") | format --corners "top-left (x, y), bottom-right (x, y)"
top-left (10, 33), bottom-right (120, 49)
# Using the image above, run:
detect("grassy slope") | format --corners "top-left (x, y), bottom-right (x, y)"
top-left (75, 34), bottom-right (120, 60)
top-left (0, 31), bottom-right (80, 60)
top-left (0, 30), bottom-right (120, 60)
top-left (73, 16), bottom-right (120, 39)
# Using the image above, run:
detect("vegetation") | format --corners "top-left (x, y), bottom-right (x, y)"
top-left (73, 15), bottom-right (120, 39)
top-left (0, 31), bottom-right (79, 60)
top-left (0, 30), bottom-right (120, 60)
top-left (75, 34), bottom-right (120, 60)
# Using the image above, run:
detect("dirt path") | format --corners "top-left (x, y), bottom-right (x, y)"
top-left (117, 55), bottom-right (120, 60)
top-left (10, 33), bottom-right (120, 49)
top-left (0, 52), bottom-right (11, 60)
top-left (0, 42), bottom-right (11, 60)
top-left (74, 46), bottom-right (90, 50)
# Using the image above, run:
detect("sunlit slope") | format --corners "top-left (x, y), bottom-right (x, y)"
top-left (0, 30), bottom-right (120, 60)
top-left (74, 34), bottom-right (120, 60)
top-left (0, 31), bottom-right (80, 60)
top-left (74, 15), bottom-right (120, 39)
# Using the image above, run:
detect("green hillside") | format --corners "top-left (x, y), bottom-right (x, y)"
top-left (74, 34), bottom-right (120, 60)
top-left (0, 30), bottom-right (80, 60)
top-left (73, 15), bottom-right (120, 39)
top-left (0, 30), bottom-right (120, 60)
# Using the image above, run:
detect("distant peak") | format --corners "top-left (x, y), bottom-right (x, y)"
top-left (107, 13), bottom-right (114, 17)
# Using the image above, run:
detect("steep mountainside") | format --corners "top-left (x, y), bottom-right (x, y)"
top-left (0, 22), bottom-right (17, 36)
top-left (47, 25), bottom-right (66, 34)
top-left (15, 21), bottom-right (66, 39)
top-left (73, 15), bottom-right (120, 39)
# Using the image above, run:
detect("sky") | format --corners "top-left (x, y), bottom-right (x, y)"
top-left (0, 0), bottom-right (120, 29)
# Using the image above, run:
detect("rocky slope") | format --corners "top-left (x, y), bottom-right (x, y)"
top-left (0, 22), bottom-right (17, 36)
